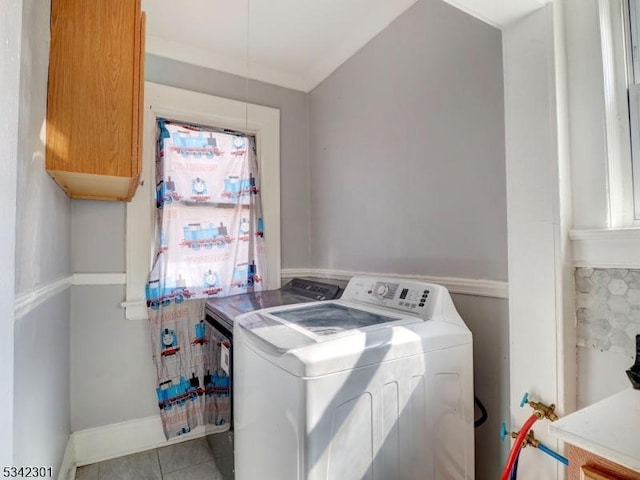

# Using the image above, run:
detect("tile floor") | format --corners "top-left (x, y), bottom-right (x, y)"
top-left (75, 432), bottom-right (234, 480)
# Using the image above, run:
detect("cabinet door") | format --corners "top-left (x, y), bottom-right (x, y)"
top-left (47, 0), bottom-right (143, 201)
top-left (581, 465), bottom-right (638, 480)
top-left (569, 445), bottom-right (640, 480)
top-left (128, 8), bottom-right (145, 199)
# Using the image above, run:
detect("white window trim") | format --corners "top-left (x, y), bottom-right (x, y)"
top-left (123, 82), bottom-right (281, 320)
top-left (570, 227), bottom-right (640, 268)
top-left (569, 0), bottom-right (640, 267)
top-left (597, 0), bottom-right (635, 228)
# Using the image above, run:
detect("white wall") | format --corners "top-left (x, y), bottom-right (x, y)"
top-left (0, 0), bottom-right (22, 466)
top-left (577, 347), bottom-right (634, 408)
top-left (503, 5), bottom-right (575, 480)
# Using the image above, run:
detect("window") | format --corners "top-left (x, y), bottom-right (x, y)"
top-left (627, 0), bottom-right (640, 218)
top-left (123, 82), bottom-right (281, 320)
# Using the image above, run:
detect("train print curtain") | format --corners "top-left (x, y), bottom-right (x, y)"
top-left (146, 118), bottom-right (267, 438)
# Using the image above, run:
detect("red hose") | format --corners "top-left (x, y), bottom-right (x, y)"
top-left (500, 413), bottom-right (540, 480)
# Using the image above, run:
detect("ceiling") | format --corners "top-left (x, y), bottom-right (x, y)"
top-left (142, 0), bottom-right (548, 93)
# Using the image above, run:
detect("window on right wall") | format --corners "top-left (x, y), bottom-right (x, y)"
top-left (625, 0), bottom-right (640, 218)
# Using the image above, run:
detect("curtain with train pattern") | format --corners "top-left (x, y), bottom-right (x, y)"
top-left (146, 119), bottom-right (267, 438)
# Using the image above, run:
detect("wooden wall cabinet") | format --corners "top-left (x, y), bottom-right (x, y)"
top-left (567, 445), bottom-right (640, 480)
top-left (46, 0), bottom-right (145, 201)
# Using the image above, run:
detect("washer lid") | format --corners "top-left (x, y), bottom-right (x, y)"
top-left (206, 289), bottom-right (314, 321)
top-left (271, 303), bottom-right (399, 336)
top-left (236, 300), bottom-right (421, 354)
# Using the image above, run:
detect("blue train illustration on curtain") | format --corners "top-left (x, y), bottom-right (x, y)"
top-left (202, 269), bottom-right (223, 296)
top-left (155, 319), bottom-right (230, 411)
top-left (155, 174), bottom-right (260, 207)
top-left (181, 222), bottom-right (232, 250)
top-left (169, 131), bottom-right (224, 158)
top-left (231, 260), bottom-right (261, 288)
top-left (146, 260), bottom-right (262, 307)
top-left (238, 217), bottom-right (265, 241)
top-left (230, 136), bottom-right (246, 156)
top-left (146, 278), bottom-right (193, 310)
top-left (156, 371), bottom-right (230, 411)
top-left (221, 173), bottom-right (259, 200)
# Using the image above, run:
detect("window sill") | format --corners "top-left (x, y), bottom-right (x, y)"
top-left (570, 228), bottom-right (640, 268)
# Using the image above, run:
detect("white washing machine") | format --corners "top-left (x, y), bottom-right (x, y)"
top-left (234, 276), bottom-right (474, 480)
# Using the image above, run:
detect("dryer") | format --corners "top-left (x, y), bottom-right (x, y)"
top-left (234, 276), bottom-right (474, 480)
top-left (204, 277), bottom-right (345, 428)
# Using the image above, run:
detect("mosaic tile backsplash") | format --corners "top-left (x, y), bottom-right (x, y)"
top-left (575, 268), bottom-right (640, 357)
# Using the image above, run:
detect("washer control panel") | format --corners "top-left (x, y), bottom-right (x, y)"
top-left (342, 277), bottom-right (439, 318)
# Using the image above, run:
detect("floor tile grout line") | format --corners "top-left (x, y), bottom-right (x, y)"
top-left (155, 448), bottom-right (163, 480)
top-left (76, 436), bottom-right (233, 480)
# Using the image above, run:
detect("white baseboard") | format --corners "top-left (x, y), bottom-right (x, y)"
top-left (281, 268), bottom-right (509, 299)
top-left (57, 437), bottom-right (75, 480)
top-left (73, 415), bottom-right (229, 466)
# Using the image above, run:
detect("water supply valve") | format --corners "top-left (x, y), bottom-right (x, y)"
top-left (500, 422), bottom-right (538, 448)
top-left (520, 392), bottom-right (558, 421)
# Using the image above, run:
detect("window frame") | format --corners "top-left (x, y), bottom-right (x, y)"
top-left (626, 0), bottom-right (640, 219)
top-left (123, 82), bottom-right (281, 320)
top-left (597, 0), bottom-right (635, 227)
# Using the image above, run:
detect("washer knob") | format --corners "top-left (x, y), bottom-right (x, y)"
top-left (375, 284), bottom-right (389, 298)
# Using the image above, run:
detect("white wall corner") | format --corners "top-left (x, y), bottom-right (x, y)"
top-left (503, 5), bottom-right (569, 479)
top-left (57, 437), bottom-right (76, 480)
top-left (553, 0), bottom-right (578, 418)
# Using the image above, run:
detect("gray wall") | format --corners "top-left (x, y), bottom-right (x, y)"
top-left (12, 0), bottom-right (72, 473)
top-left (309, 0), bottom-right (507, 281)
top-left (0, 0), bottom-right (21, 466)
top-left (72, 201), bottom-right (125, 273)
top-left (71, 285), bottom-right (158, 430)
top-left (70, 201), bottom-right (158, 430)
top-left (14, 294), bottom-right (70, 469)
top-left (307, 0), bottom-right (508, 477)
top-left (452, 294), bottom-right (509, 480)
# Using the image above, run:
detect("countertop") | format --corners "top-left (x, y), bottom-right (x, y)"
top-left (549, 388), bottom-right (640, 472)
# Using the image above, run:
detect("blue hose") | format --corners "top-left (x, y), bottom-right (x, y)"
top-left (510, 450), bottom-right (520, 480)
top-left (538, 443), bottom-right (569, 466)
